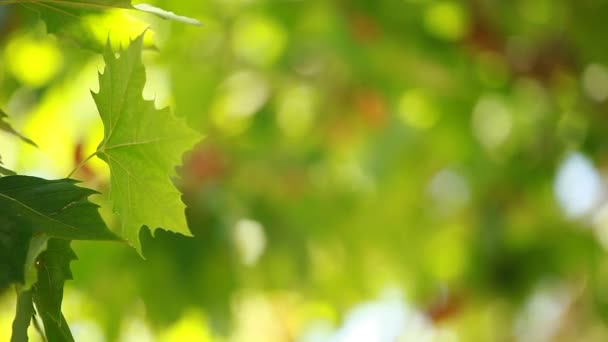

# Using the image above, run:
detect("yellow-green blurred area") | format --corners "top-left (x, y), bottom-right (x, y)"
top-left (4, 0), bottom-right (608, 340)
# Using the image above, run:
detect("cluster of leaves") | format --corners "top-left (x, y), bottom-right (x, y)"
top-left (1, 2), bottom-right (200, 341)
top-left (5, 0), bottom-right (608, 341)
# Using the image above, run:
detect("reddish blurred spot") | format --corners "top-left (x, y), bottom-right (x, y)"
top-left (73, 142), bottom-right (95, 179)
top-left (463, 2), bottom-right (577, 84)
top-left (348, 12), bottom-right (380, 43)
top-left (463, 5), bottom-right (503, 53)
top-left (324, 87), bottom-right (357, 146)
top-left (425, 292), bottom-right (463, 323)
top-left (514, 39), bottom-right (578, 83)
top-left (0, 9), bottom-right (21, 43)
top-left (182, 143), bottom-right (229, 190)
top-left (355, 89), bottom-right (387, 128)
top-left (327, 116), bottom-right (355, 149)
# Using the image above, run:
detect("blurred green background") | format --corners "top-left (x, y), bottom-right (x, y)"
top-left (3, 0), bottom-right (608, 341)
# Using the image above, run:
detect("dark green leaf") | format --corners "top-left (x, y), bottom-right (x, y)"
top-left (0, 216), bottom-right (31, 291)
top-left (0, 176), bottom-right (117, 240)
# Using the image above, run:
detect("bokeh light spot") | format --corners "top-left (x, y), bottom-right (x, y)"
top-left (582, 63), bottom-right (608, 102)
top-left (5, 35), bottom-right (62, 87)
top-left (398, 89), bottom-right (439, 130)
top-left (424, 2), bottom-right (469, 41)
top-left (554, 153), bottom-right (602, 218)
top-left (428, 169), bottom-right (470, 215)
top-left (234, 219), bottom-right (267, 266)
top-left (211, 71), bottom-right (269, 135)
top-left (471, 95), bottom-right (512, 149)
top-left (232, 15), bottom-right (287, 67)
top-left (159, 310), bottom-right (212, 342)
top-left (83, 11), bottom-right (152, 51)
top-left (276, 85), bottom-right (318, 139)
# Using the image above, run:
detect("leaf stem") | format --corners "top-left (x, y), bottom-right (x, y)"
top-left (66, 151), bottom-right (99, 179)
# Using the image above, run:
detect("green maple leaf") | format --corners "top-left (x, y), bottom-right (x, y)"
top-left (92, 34), bottom-right (201, 253)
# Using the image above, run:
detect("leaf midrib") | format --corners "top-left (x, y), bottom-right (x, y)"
top-left (0, 193), bottom-right (79, 231)
top-left (98, 48), bottom-right (139, 151)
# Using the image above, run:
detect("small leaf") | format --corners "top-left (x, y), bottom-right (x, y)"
top-left (0, 176), bottom-right (117, 240)
top-left (0, 109), bottom-right (36, 147)
top-left (0, 163), bottom-right (16, 176)
top-left (0, 155), bottom-right (14, 176)
top-left (32, 239), bottom-right (76, 342)
top-left (93, 34), bottom-right (201, 253)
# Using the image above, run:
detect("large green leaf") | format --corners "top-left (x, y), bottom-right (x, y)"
top-left (0, 176), bottom-right (116, 241)
top-left (32, 238), bottom-right (76, 342)
top-left (92, 34), bottom-right (201, 253)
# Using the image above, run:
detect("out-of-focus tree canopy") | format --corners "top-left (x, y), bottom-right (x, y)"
top-left (2, 0), bottom-right (608, 341)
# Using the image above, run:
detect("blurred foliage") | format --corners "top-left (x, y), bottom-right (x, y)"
top-left (3, 0), bottom-right (608, 341)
